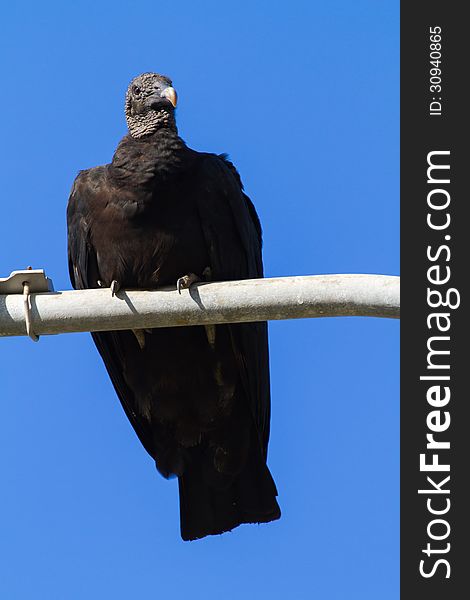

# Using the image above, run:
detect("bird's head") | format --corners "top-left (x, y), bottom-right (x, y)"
top-left (125, 73), bottom-right (178, 138)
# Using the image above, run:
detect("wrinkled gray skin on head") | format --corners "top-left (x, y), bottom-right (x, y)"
top-left (125, 73), bottom-right (177, 138)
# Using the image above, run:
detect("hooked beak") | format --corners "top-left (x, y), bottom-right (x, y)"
top-left (161, 86), bottom-right (177, 108)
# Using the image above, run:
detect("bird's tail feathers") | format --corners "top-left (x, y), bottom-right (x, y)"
top-left (178, 440), bottom-right (280, 541)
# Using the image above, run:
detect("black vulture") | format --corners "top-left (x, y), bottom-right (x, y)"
top-left (67, 72), bottom-right (280, 540)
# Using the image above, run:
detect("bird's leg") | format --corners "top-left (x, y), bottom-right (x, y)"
top-left (176, 273), bottom-right (200, 294)
top-left (205, 324), bottom-right (216, 348)
top-left (132, 329), bottom-right (146, 350)
top-left (110, 280), bottom-right (121, 296)
top-left (201, 267), bottom-right (216, 348)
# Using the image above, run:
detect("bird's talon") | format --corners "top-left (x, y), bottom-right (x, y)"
top-left (110, 280), bottom-right (121, 296)
top-left (176, 273), bottom-right (200, 294)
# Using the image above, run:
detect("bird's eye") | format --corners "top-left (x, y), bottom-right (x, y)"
top-left (133, 85), bottom-right (141, 95)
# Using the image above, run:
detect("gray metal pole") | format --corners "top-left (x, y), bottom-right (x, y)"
top-left (0, 274), bottom-right (399, 339)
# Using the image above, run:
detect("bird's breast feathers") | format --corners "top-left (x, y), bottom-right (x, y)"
top-left (74, 166), bottom-right (210, 289)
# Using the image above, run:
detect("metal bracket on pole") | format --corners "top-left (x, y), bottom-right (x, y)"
top-left (0, 269), bottom-right (54, 342)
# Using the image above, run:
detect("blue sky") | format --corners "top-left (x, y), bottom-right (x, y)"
top-left (0, 2), bottom-right (399, 598)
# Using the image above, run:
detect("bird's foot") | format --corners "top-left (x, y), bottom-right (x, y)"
top-left (176, 273), bottom-right (200, 294)
top-left (110, 280), bottom-right (121, 296)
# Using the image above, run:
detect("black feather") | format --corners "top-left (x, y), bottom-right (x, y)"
top-left (67, 120), bottom-right (280, 540)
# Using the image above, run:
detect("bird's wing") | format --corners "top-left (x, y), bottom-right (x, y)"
top-left (66, 172), bottom-right (155, 457)
top-left (196, 154), bottom-right (271, 455)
